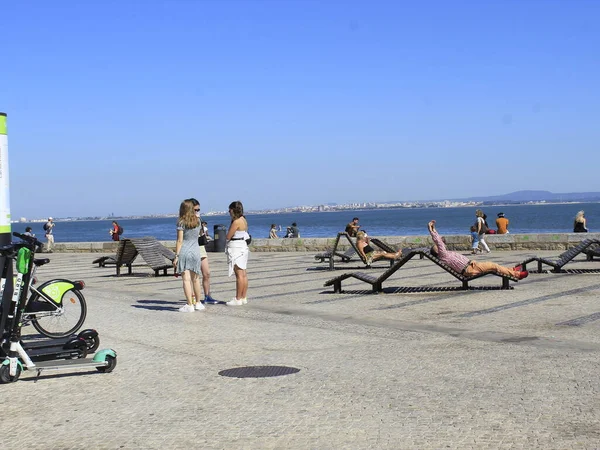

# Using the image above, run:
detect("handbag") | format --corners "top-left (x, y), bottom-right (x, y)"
top-left (476, 219), bottom-right (489, 234)
top-left (198, 228), bottom-right (207, 246)
top-left (245, 234), bottom-right (252, 245)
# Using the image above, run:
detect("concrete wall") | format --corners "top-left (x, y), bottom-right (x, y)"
top-left (49, 233), bottom-right (600, 253)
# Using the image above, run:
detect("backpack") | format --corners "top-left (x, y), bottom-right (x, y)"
top-left (118, 225), bottom-right (124, 235)
top-left (43, 223), bottom-right (49, 232)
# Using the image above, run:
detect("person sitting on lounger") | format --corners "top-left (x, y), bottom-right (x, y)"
top-left (428, 220), bottom-right (528, 280)
top-left (356, 231), bottom-right (402, 265)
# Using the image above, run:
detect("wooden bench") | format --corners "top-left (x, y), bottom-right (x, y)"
top-left (130, 237), bottom-right (175, 276)
top-left (93, 237), bottom-right (175, 276)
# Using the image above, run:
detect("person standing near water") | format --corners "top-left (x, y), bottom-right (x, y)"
top-left (189, 198), bottom-right (218, 305)
top-left (225, 201), bottom-right (249, 306)
top-left (173, 199), bottom-right (205, 313)
top-left (44, 217), bottom-right (55, 253)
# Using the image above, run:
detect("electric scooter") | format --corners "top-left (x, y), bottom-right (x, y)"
top-left (0, 234), bottom-right (100, 354)
top-left (0, 234), bottom-right (117, 383)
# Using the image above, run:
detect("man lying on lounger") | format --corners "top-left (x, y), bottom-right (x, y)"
top-left (428, 220), bottom-right (528, 280)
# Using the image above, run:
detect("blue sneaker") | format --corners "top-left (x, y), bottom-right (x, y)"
top-left (203, 295), bottom-right (219, 305)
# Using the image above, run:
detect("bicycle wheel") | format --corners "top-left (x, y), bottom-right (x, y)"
top-left (30, 289), bottom-right (87, 338)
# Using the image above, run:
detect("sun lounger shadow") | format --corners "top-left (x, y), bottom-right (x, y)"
top-left (324, 248), bottom-right (519, 293)
top-left (520, 239), bottom-right (600, 273)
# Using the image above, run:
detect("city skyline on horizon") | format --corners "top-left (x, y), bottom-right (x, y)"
top-left (14, 189), bottom-right (600, 222)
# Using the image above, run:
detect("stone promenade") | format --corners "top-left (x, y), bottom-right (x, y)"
top-left (2, 249), bottom-right (600, 449)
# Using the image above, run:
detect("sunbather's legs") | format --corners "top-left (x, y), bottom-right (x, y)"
top-left (464, 261), bottom-right (519, 278)
top-left (374, 250), bottom-right (403, 261)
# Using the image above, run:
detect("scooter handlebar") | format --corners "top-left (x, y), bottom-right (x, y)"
top-left (12, 231), bottom-right (43, 250)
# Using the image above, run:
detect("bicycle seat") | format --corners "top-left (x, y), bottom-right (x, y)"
top-left (33, 258), bottom-right (50, 266)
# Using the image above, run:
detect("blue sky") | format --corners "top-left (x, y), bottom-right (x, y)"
top-left (2, 0), bottom-right (599, 218)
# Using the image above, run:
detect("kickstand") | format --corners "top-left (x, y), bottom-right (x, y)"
top-left (35, 369), bottom-right (42, 382)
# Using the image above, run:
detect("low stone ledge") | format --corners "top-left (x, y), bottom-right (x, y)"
top-left (48, 233), bottom-right (600, 253)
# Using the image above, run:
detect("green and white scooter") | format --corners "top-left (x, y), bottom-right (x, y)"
top-left (0, 234), bottom-right (117, 383)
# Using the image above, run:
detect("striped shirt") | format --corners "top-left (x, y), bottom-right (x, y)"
top-left (430, 229), bottom-right (470, 273)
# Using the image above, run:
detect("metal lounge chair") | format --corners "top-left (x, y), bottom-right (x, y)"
top-left (324, 248), bottom-right (519, 293)
top-left (324, 249), bottom-right (427, 293)
top-left (582, 243), bottom-right (600, 261)
top-left (519, 239), bottom-right (600, 273)
top-left (315, 232), bottom-right (396, 271)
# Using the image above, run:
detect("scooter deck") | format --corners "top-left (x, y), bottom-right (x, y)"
top-left (32, 359), bottom-right (108, 372)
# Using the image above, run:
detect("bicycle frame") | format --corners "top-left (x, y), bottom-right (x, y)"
top-left (0, 244), bottom-right (85, 338)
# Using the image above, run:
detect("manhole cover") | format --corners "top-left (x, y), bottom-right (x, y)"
top-left (219, 366), bottom-right (300, 378)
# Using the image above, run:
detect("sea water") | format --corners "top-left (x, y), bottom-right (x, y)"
top-left (15, 203), bottom-right (599, 243)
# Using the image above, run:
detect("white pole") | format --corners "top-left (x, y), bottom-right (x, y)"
top-left (0, 112), bottom-right (13, 335)
top-left (0, 113), bottom-right (10, 236)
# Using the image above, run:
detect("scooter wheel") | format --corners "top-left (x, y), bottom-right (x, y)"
top-left (86, 335), bottom-right (100, 353)
top-left (0, 364), bottom-right (21, 383)
top-left (97, 355), bottom-right (117, 373)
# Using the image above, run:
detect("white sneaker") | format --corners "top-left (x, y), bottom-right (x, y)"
top-left (241, 298), bottom-right (248, 305)
top-left (178, 304), bottom-right (195, 313)
top-left (226, 298), bottom-right (244, 306)
top-left (194, 302), bottom-right (205, 311)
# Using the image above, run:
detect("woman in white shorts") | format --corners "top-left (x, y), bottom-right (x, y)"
top-left (225, 200), bottom-right (249, 306)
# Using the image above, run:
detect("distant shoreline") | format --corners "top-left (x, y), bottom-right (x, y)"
top-left (12, 200), bottom-right (598, 223)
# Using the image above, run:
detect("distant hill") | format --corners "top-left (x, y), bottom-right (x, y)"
top-left (463, 190), bottom-right (600, 203)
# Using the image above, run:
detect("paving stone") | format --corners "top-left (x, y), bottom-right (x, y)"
top-left (1, 250), bottom-right (599, 449)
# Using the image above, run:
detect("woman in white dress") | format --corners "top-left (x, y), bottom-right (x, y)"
top-left (225, 201), bottom-right (249, 306)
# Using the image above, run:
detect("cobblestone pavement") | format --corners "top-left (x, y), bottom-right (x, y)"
top-left (1, 250), bottom-right (600, 449)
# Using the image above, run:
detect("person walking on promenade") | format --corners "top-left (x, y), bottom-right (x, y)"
top-left (345, 217), bottom-right (360, 237)
top-left (269, 224), bottom-right (281, 239)
top-left (44, 217), bottom-right (55, 253)
top-left (496, 212), bottom-right (509, 234)
top-left (573, 210), bottom-right (588, 232)
top-left (474, 209), bottom-right (491, 253)
top-left (173, 199), bottom-right (205, 312)
top-left (109, 221), bottom-right (122, 241)
top-left (356, 231), bottom-right (402, 265)
top-left (189, 198), bottom-right (218, 305)
top-left (225, 201), bottom-right (249, 306)
top-left (428, 220), bottom-right (528, 280)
